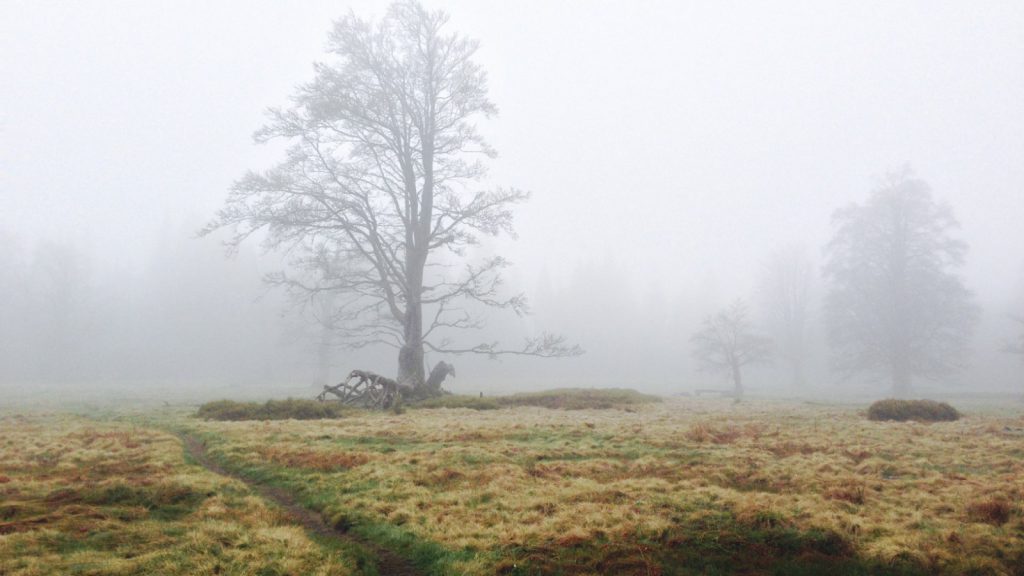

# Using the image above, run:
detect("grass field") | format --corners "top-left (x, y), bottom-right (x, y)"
top-left (0, 414), bottom-right (359, 575)
top-left (3, 396), bottom-right (1023, 575)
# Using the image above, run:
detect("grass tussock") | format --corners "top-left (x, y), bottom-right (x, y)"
top-left (966, 499), bottom-right (1014, 526)
top-left (867, 399), bottom-right (961, 422)
top-left (260, 447), bottom-right (372, 472)
top-left (196, 398), bottom-right (352, 421)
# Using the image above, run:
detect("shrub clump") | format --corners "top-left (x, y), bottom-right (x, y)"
top-left (196, 398), bottom-right (351, 421)
top-left (867, 399), bottom-right (960, 422)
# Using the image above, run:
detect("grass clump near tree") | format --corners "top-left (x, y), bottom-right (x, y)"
top-left (867, 399), bottom-right (960, 422)
top-left (498, 388), bottom-right (661, 410)
top-left (412, 395), bottom-right (502, 410)
top-left (411, 388), bottom-right (661, 411)
top-left (196, 398), bottom-right (352, 421)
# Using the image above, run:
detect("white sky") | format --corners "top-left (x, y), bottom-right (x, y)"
top-left (2, 0), bottom-right (1023, 308)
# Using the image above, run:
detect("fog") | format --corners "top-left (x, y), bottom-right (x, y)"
top-left (2, 1), bottom-right (1022, 403)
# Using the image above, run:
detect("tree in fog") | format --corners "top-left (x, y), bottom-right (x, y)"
top-left (823, 170), bottom-right (978, 397)
top-left (758, 246), bottom-right (812, 389)
top-left (691, 300), bottom-right (772, 399)
top-left (204, 1), bottom-right (578, 389)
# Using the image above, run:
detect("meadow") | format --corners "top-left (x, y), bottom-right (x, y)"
top-left (0, 414), bottom-right (360, 575)
top-left (2, 396), bottom-right (1023, 575)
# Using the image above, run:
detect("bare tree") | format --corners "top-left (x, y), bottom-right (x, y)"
top-left (823, 169), bottom-right (978, 397)
top-left (691, 300), bottom-right (772, 399)
top-left (758, 246), bottom-right (812, 389)
top-left (203, 1), bottom-right (579, 389)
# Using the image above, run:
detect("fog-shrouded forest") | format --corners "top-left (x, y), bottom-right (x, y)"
top-left (2, 0), bottom-right (1023, 404)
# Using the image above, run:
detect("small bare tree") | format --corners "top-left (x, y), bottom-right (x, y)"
top-left (691, 300), bottom-right (772, 399)
top-left (203, 1), bottom-right (579, 391)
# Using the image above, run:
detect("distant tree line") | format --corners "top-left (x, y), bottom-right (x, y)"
top-left (0, 228), bottom-right (309, 389)
top-left (692, 169), bottom-right (989, 399)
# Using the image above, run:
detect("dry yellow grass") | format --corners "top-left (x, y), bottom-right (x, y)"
top-left (183, 398), bottom-right (1024, 574)
top-left (0, 414), bottom-right (354, 576)
top-left (4, 399), bottom-right (1022, 575)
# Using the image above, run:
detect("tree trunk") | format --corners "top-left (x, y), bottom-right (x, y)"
top-left (398, 329), bottom-right (425, 387)
top-left (398, 247), bottom-right (427, 388)
top-left (731, 362), bottom-right (744, 399)
top-left (398, 290), bottom-right (425, 386)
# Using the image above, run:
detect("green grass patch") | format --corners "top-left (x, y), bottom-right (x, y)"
top-left (182, 434), bottom-right (474, 575)
top-left (415, 388), bottom-right (662, 411)
top-left (196, 398), bottom-right (354, 421)
top-left (496, 388), bottom-right (661, 410)
top-left (411, 395), bottom-right (501, 410)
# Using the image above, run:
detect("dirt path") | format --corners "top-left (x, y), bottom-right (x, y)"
top-left (179, 434), bottom-right (424, 576)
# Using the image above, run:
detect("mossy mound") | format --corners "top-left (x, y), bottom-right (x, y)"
top-left (867, 399), bottom-right (960, 422)
top-left (412, 395), bottom-right (502, 410)
top-left (196, 398), bottom-right (352, 421)
top-left (411, 388), bottom-right (661, 411)
top-left (497, 388), bottom-right (661, 410)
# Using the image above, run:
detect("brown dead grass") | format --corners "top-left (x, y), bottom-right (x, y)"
top-left (966, 499), bottom-right (1014, 526)
top-left (260, 447), bottom-right (373, 471)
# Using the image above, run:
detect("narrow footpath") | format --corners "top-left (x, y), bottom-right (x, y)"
top-left (179, 434), bottom-right (424, 576)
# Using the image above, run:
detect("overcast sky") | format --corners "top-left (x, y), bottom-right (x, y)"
top-left (2, 1), bottom-right (1023, 394)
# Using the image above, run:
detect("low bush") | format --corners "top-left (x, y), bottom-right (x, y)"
top-left (196, 398), bottom-right (351, 421)
top-left (867, 399), bottom-right (960, 422)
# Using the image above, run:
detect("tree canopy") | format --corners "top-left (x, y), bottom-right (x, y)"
top-left (203, 1), bottom-right (579, 388)
top-left (823, 170), bottom-right (977, 396)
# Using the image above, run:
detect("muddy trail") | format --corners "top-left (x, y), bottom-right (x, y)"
top-left (179, 434), bottom-right (424, 576)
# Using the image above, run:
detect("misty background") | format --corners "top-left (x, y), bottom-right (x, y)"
top-left (2, 0), bottom-right (1022, 402)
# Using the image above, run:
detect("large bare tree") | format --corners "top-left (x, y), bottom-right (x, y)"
top-left (691, 300), bottom-right (772, 399)
top-left (204, 1), bottom-right (579, 388)
top-left (758, 246), bottom-right (812, 389)
top-left (823, 170), bottom-right (978, 397)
